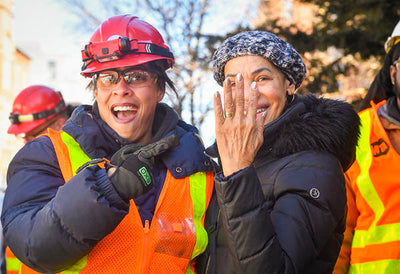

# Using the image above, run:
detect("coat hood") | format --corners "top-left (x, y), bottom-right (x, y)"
top-left (258, 95), bottom-right (360, 171)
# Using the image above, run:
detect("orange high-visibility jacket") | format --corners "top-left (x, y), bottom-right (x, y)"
top-left (12, 129), bottom-right (214, 274)
top-left (334, 101), bottom-right (400, 273)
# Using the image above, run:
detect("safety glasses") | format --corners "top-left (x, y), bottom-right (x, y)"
top-left (94, 69), bottom-right (156, 89)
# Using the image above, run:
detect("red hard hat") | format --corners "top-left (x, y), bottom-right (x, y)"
top-left (8, 85), bottom-right (66, 135)
top-left (81, 15), bottom-right (174, 77)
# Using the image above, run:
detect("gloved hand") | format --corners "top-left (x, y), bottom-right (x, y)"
top-left (107, 134), bottom-right (179, 201)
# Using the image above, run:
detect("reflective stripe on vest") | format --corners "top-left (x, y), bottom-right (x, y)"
top-left (350, 259), bottom-right (400, 273)
top-left (5, 247), bottom-right (21, 274)
top-left (349, 102), bottom-right (400, 273)
top-left (5, 248), bottom-right (42, 274)
top-left (12, 129), bottom-right (91, 274)
top-left (41, 129), bottom-right (213, 274)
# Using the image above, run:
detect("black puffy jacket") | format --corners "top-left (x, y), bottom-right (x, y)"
top-left (197, 95), bottom-right (360, 274)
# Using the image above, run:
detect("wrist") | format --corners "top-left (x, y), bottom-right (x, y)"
top-left (222, 161), bottom-right (251, 177)
top-left (107, 167), bottom-right (116, 177)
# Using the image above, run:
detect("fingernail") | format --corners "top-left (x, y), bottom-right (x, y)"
top-left (251, 81), bottom-right (257, 89)
top-left (215, 91), bottom-right (220, 98)
top-left (236, 73), bottom-right (242, 82)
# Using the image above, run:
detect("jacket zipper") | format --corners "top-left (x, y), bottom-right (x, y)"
top-left (141, 219), bottom-right (150, 274)
top-left (140, 172), bottom-right (170, 273)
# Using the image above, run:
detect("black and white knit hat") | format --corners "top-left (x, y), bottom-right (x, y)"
top-left (212, 31), bottom-right (307, 89)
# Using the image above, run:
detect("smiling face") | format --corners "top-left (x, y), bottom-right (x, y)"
top-left (95, 66), bottom-right (164, 144)
top-left (224, 55), bottom-right (295, 125)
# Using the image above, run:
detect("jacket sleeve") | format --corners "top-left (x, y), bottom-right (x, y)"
top-left (333, 162), bottom-right (361, 274)
top-left (1, 137), bottom-right (129, 273)
top-left (215, 152), bottom-right (346, 274)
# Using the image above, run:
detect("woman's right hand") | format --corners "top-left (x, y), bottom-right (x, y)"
top-left (214, 74), bottom-right (266, 177)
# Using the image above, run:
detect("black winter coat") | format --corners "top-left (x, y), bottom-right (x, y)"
top-left (197, 95), bottom-right (360, 274)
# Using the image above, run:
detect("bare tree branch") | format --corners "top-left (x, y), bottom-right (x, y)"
top-left (56, 0), bottom-right (247, 138)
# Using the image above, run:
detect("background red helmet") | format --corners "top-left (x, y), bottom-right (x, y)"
top-left (7, 85), bottom-right (66, 135)
top-left (81, 15), bottom-right (174, 77)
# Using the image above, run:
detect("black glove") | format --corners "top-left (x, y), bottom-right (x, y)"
top-left (108, 134), bottom-right (179, 201)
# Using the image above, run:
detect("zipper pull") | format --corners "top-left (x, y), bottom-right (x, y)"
top-left (144, 219), bottom-right (150, 233)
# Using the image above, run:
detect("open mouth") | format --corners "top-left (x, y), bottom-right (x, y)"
top-left (256, 107), bottom-right (268, 119)
top-left (256, 108), bottom-right (267, 114)
top-left (112, 105), bottom-right (138, 120)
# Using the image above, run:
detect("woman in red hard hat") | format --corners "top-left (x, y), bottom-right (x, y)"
top-left (2, 15), bottom-right (214, 274)
top-left (7, 85), bottom-right (69, 143)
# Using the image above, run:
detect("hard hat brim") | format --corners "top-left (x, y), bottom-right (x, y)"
top-left (7, 118), bottom-right (51, 135)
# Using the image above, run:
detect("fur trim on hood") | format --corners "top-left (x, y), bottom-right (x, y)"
top-left (259, 94), bottom-right (360, 171)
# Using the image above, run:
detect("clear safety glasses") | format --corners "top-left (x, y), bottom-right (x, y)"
top-left (93, 69), bottom-right (156, 89)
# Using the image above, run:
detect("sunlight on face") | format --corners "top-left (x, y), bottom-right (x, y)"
top-left (224, 55), bottom-right (295, 125)
top-left (95, 67), bottom-right (164, 144)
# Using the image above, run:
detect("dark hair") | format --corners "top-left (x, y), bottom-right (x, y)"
top-left (359, 43), bottom-right (400, 111)
top-left (86, 60), bottom-right (176, 94)
top-left (149, 60), bottom-right (176, 93)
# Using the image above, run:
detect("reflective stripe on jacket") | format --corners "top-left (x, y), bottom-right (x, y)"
top-left (348, 101), bottom-right (400, 273)
top-left (17, 129), bottom-right (214, 273)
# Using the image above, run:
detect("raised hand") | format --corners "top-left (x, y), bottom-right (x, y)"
top-left (214, 73), bottom-right (266, 177)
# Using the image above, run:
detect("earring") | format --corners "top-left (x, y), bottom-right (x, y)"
top-left (290, 93), bottom-right (295, 104)
top-left (286, 91), bottom-right (295, 104)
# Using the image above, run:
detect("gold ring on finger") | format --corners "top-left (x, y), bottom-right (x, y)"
top-left (225, 111), bottom-right (233, 118)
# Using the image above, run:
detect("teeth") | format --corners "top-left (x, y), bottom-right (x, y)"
top-left (257, 108), bottom-right (267, 113)
top-left (113, 106), bottom-right (135, 112)
top-left (243, 108), bottom-right (267, 115)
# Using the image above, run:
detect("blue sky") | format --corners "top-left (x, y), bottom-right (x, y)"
top-left (13, 0), bottom-right (92, 104)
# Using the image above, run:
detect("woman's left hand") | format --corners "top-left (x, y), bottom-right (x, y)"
top-left (214, 74), bottom-right (266, 177)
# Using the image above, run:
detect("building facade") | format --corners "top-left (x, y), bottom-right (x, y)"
top-left (0, 0), bottom-right (30, 189)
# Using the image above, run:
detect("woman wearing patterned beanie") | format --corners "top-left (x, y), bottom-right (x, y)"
top-left (196, 31), bottom-right (361, 273)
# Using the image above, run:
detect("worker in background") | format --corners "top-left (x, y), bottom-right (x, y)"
top-left (4, 85), bottom-right (73, 274)
top-left (334, 19), bottom-right (400, 273)
top-left (7, 85), bottom-right (73, 143)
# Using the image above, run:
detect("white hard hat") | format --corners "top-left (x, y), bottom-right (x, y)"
top-left (384, 20), bottom-right (400, 53)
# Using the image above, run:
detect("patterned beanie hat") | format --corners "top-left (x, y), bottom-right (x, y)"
top-left (212, 31), bottom-right (307, 89)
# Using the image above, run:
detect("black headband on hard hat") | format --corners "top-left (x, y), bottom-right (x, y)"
top-left (81, 37), bottom-right (174, 71)
top-left (9, 96), bottom-right (66, 125)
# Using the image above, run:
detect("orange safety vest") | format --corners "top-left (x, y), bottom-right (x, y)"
top-left (6, 249), bottom-right (42, 274)
top-left (5, 248), bottom-right (21, 274)
top-left (12, 129), bottom-right (214, 274)
top-left (347, 101), bottom-right (400, 273)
